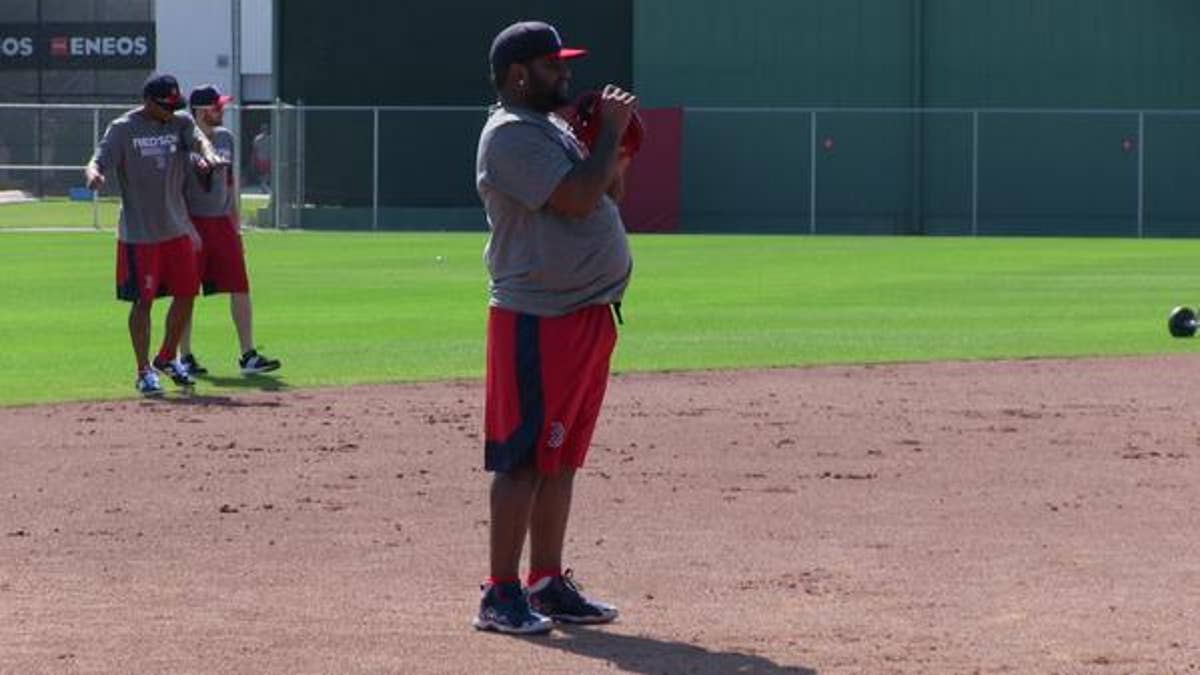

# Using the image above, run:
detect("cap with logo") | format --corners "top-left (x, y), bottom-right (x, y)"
top-left (489, 21), bottom-right (587, 85)
top-left (142, 73), bottom-right (185, 111)
top-left (189, 84), bottom-right (233, 110)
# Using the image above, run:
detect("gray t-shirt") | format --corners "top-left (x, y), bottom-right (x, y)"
top-left (91, 108), bottom-right (202, 243)
top-left (476, 105), bottom-right (632, 317)
top-left (184, 126), bottom-right (235, 218)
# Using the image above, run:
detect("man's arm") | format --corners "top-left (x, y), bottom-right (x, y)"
top-left (85, 121), bottom-right (122, 190)
top-left (606, 156), bottom-right (632, 203)
top-left (85, 159), bottom-right (105, 191)
top-left (182, 116), bottom-right (224, 168)
top-left (545, 85), bottom-right (636, 219)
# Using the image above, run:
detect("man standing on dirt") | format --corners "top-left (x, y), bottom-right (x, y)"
top-left (85, 73), bottom-right (225, 396)
top-left (178, 84), bottom-right (281, 377)
top-left (472, 20), bottom-right (635, 635)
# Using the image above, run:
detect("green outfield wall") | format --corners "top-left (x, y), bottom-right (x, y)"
top-left (274, 0), bottom-right (1200, 235)
top-left (275, 0), bottom-right (631, 223)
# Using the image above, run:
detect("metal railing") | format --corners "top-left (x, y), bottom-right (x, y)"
top-left (3, 102), bottom-right (1200, 236)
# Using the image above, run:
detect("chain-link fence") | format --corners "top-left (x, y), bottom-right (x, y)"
top-left (3, 102), bottom-right (1199, 236)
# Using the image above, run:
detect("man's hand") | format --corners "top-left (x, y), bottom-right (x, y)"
top-left (196, 153), bottom-right (229, 174)
top-left (85, 164), bottom-right (105, 191)
top-left (187, 228), bottom-right (203, 252)
top-left (547, 85), bottom-right (640, 219)
top-left (597, 84), bottom-right (637, 142)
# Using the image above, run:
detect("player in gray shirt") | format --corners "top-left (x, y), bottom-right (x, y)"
top-left (85, 73), bottom-right (224, 396)
top-left (178, 85), bottom-right (281, 378)
top-left (472, 21), bottom-right (635, 636)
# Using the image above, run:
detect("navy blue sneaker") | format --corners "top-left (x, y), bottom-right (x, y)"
top-left (472, 581), bottom-right (552, 635)
top-left (528, 570), bottom-right (619, 624)
top-left (239, 349), bottom-right (281, 375)
top-left (180, 353), bottom-right (208, 376)
top-left (152, 356), bottom-right (196, 387)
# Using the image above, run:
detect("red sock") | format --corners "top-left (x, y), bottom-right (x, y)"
top-left (155, 347), bottom-right (174, 364)
top-left (526, 567), bottom-right (561, 588)
top-left (485, 575), bottom-right (519, 587)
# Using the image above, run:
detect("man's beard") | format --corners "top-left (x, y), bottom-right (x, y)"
top-left (529, 81), bottom-right (570, 113)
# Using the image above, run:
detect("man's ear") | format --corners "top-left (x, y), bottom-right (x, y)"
top-left (510, 63), bottom-right (528, 88)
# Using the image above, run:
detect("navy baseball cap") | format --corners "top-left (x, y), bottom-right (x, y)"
top-left (189, 84), bottom-right (233, 110)
top-left (490, 21), bottom-right (587, 83)
top-left (142, 73), bottom-right (185, 111)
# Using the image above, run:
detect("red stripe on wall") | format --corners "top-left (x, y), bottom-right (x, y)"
top-left (620, 107), bottom-right (682, 233)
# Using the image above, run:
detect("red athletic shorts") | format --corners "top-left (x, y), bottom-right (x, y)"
top-left (484, 304), bottom-right (618, 475)
top-left (192, 215), bottom-right (250, 295)
top-left (115, 235), bottom-right (200, 302)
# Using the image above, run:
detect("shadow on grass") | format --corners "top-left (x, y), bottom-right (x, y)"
top-left (522, 625), bottom-right (816, 674)
top-left (193, 373), bottom-right (289, 393)
top-left (133, 374), bottom-right (289, 407)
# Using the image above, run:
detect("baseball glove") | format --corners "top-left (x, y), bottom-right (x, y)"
top-left (562, 90), bottom-right (645, 158)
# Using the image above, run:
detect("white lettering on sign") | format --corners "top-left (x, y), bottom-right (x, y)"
top-left (0, 37), bottom-right (34, 57)
top-left (69, 35), bottom-right (149, 56)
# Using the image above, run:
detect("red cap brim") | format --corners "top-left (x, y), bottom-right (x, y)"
top-left (557, 47), bottom-right (588, 59)
top-left (216, 94), bottom-right (234, 108)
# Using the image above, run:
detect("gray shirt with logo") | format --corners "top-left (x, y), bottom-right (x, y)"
top-left (91, 108), bottom-right (202, 243)
top-left (476, 105), bottom-right (632, 317)
top-left (184, 126), bottom-right (235, 218)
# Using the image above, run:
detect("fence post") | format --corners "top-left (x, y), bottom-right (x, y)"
top-left (272, 99), bottom-right (282, 229)
top-left (809, 111), bottom-right (817, 235)
top-left (1137, 111), bottom-right (1145, 238)
top-left (372, 107), bottom-right (380, 231)
top-left (231, 0), bottom-right (242, 226)
top-left (92, 107), bottom-right (100, 230)
top-left (971, 110), bottom-right (979, 237)
top-left (296, 99), bottom-right (304, 226)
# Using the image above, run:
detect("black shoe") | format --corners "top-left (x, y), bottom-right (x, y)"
top-left (180, 353), bottom-right (208, 375)
top-left (527, 570), bottom-right (619, 624)
top-left (472, 581), bottom-right (553, 635)
top-left (152, 356), bottom-right (196, 387)
top-left (239, 349), bottom-right (281, 375)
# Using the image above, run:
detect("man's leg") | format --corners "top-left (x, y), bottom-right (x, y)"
top-left (154, 296), bottom-right (197, 387)
top-left (230, 292), bottom-right (254, 355)
top-left (162, 296), bottom-right (195, 356)
top-left (489, 465), bottom-right (541, 582)
top-left (525, 463), bottom-right (617, 624)
top-left (528, 468), bottom-right (576, 575)
top-left (128, 299), bottom-right (153, 372)
top-left (179, 314), bottom-right (194, 358)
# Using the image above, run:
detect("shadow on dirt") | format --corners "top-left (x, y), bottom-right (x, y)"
top-left (193, 373), bottom-right (288, 392)
top-left (137, 391), bottom-right (286, 408)
top-left (530, 625), bottom-right (817, 674)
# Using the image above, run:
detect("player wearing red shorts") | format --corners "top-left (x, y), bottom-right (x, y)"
top-left (85, 73), bottom-right (225, 396)
top-left (472, 21), bottom-right (636, 635)
top-left (178, 85), bottom-right (280, 377)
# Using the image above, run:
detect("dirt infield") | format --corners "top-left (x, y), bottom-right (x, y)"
top-left (3, 356), bottom-right (1200, 674)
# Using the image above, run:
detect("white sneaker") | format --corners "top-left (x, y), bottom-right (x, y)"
top-left (135, 370), bottom-right (164, 397)
top-left (239, 349), bottom-right (281, 375)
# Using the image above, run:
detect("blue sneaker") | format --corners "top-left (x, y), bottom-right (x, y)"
top-left (528, 570), bottom-right (619, 624)
top-left (472, 581), bottom-right (552, 635)
top-left (152, 356), bottom-right (195, 387)
top-left (135, 369), bottom-right (164, 397)
top-left (180, 353), bottom-right (208, 376)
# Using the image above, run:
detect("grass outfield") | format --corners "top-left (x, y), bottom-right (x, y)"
top-left (0, 230), bottom-right (1196, 406)
top-left (0, 196), bottom-right (266, 229)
